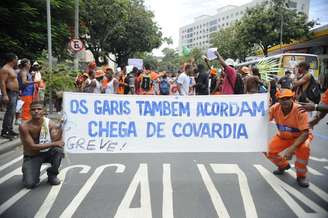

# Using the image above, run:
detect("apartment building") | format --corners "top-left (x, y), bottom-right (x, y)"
top-left (178, 0), bottom-right (309, 53)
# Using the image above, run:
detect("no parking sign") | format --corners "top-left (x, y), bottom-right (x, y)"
top-left (69, 39), bottom-right (84, 52)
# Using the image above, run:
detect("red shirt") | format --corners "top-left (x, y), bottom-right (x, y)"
top-left (222, 66), bottom-right (236, 94)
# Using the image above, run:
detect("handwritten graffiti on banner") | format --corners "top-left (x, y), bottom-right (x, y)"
top-left (63, 93), bottom-right (269, 153)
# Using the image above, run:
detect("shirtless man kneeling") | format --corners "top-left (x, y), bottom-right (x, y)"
top-left (19, 101), bottom-right (64, 189)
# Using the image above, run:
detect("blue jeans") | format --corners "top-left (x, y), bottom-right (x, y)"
top-left (1, 90), bottom-right (19, 133)
top-left (22, 147), bottom-right (64, 189)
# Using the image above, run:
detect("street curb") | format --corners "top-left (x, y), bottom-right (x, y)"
top-left (0, 139), bottom-right (21, 155)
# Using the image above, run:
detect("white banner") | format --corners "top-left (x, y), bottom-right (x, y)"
top-left (63, 92), bottom-right (269, 153)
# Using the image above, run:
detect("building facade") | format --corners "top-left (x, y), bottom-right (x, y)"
top-left (178, 0), bottom-right (309, 54)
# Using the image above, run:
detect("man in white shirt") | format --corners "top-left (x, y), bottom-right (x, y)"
top-left (177, 64), bottom-right (192, 96)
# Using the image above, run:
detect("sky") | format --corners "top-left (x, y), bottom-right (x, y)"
top-left (144, 0), bottom-right (253, 56)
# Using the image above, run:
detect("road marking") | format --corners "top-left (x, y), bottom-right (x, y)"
top-left (162, 164), bottom-right (174, 218)
top-left (197, 164), bottom-right (230, 218)
top-left (287, 171), bottom-right (328, 203)
top-left (324, 166), bottom-right (328, 170)
top-left (0, 156), bottom-right (23, 172)
top-left (34, 165), bottom-right (91, 218)
top-left (0, 165), bottom-right (47, 185)
top-left (114, 164), bottom-right (152, 218)
top-left (254, 164), bottom-right (328, 217)
top-left (60, 164), bottom-right (125, 218)
top-left (310, 157), bottom-right (328, 162)
top-left (290, 164), bottom-right (324, 176)
top-left (210, 164), bottom-right (258, 218)
top-left (0, 173), bottom-right (48, 215)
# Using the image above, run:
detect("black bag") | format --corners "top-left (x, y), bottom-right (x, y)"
top-left (227, 73), bottom-right (244, 94)
top-left (305, 75), bottom-right (321, 104)
top-left (141, 74), bottom-right (151, 91)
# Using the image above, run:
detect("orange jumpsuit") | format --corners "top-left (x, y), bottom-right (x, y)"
top-left (267, 102), bottom-right (312, 178)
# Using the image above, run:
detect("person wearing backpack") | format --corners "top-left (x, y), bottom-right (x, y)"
top-left (138, 64), bottom-right (153, 95)
top-left (195, 64), bottom-right (209, 95)
top-left (293, 62), bottom-right (320, 104)
top-left (159, 72), bottom-right (170, 95)
top-left (214, 51), bottom-right (241, 94)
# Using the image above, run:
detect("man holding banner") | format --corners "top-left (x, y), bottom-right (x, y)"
top-left (19, 101), bottom-right (64, 189)
top-left (266, 89), bottom-right (312, 188)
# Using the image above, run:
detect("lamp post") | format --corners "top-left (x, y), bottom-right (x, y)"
top-left (74, 0), bottom-right (79, 72)
top-left (46, 0), bottom-right (53, 113)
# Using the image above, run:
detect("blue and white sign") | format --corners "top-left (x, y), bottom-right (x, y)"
top-left (128, 58), bottom-right (143, 70)
top-left (63, 92), bottom-right (269, 153)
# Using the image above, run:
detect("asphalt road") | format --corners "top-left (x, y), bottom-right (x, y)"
top-left (0, 118), bottom-right (327, 218)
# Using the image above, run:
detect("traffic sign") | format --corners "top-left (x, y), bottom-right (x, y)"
top-left (69, 39), bottom-right (84, 52)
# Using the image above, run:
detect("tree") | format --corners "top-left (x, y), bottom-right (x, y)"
top-left (158, 48), bottom-right (179, 72)
top-left (210, 25), bottom-right (253, 62)
top-left (0, 0), bottom-right (75, 63)
top-left (238, 0), bottom-right (315, 56)
top-left (81, 0), bottom-right (163, 66)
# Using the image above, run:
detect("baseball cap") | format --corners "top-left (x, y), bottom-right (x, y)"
top-left (32, 61), bottom-right (40, 66)
top-left (276, 89), bottom-right (295, 99)
top-left (225, 58), bottom-right (235, 67)
top-left (240, 66), bottom-right (251, 75)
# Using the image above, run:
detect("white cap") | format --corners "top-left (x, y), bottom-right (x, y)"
top-left (32, 61), bottom-right (39, 66)
top-left (225, 58), bottom-right (235, 67)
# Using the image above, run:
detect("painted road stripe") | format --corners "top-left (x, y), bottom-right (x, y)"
top-left (210, 164), bottom-right (258, 218)
top-left (60, 164), bottom-right (125, 218)
top-left (254, 165), bottom-right (328, 217)
top-left (162, 164), bottom-right (174, 218)
top-left (197, 164), bottom-right (230, 218)
top-left (34, 165), bottom-right (90, 218)
top-left (0, 173), bottom-right (47, 215)
top-left (310, 156), bottom-right (328, 162)
top-left (0, 165), bottom-right (47, 185)
top-left (0, 156), bottom-right (23, 172)
top-left (290, 164), bottom-right (324, 176)
top-left (287, 171), bottom-right (328, 203)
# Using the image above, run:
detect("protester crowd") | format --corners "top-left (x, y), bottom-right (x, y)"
top-left (0, 51), bottom-right (327, 189)
top-left (0, 54), bottom-right (46, 140)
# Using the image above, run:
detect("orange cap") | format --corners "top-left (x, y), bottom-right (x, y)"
top-left (276, 89), bottom-right (295, 99)
top-left (210, 68), bottom-right (217, 76)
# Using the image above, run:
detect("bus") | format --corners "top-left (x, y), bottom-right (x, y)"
top-left (236, 53), bottom-right (320, 79)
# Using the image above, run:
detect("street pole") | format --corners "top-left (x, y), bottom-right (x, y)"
top-left (74, 0), bottom-right (79, 72)
top-left (280, 13), bottom-right (283, 52)
top-left (46, 0), bottom-right (53, 113)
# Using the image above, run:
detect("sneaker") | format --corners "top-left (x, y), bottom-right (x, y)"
top-left (1, 131), bottom-right (14, 140)
top-left (297, 177), bottom-right (309, 188)
top-left (273, 164), bottom-right (291, 175)
top-left (48, 176), bottom-right (61, 186)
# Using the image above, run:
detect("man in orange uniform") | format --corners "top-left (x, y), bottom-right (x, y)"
top-left (266, 89), bottom-right (312, 188)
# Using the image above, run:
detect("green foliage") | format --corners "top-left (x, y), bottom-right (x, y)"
top-left (81, 0), bottom-right (163, 66)
top-left (158, 48), bottom-right (179, 72)
top-left (0, 0), bottom-right (75, 63)
top-left (210, 25), bottom-right (253, 61)
top-left (36, 51), bottom-right (76, 103)
top-left (238, 0), bottom-right (315, 56)
top-left (135, 52), bottom-right (159, 71)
